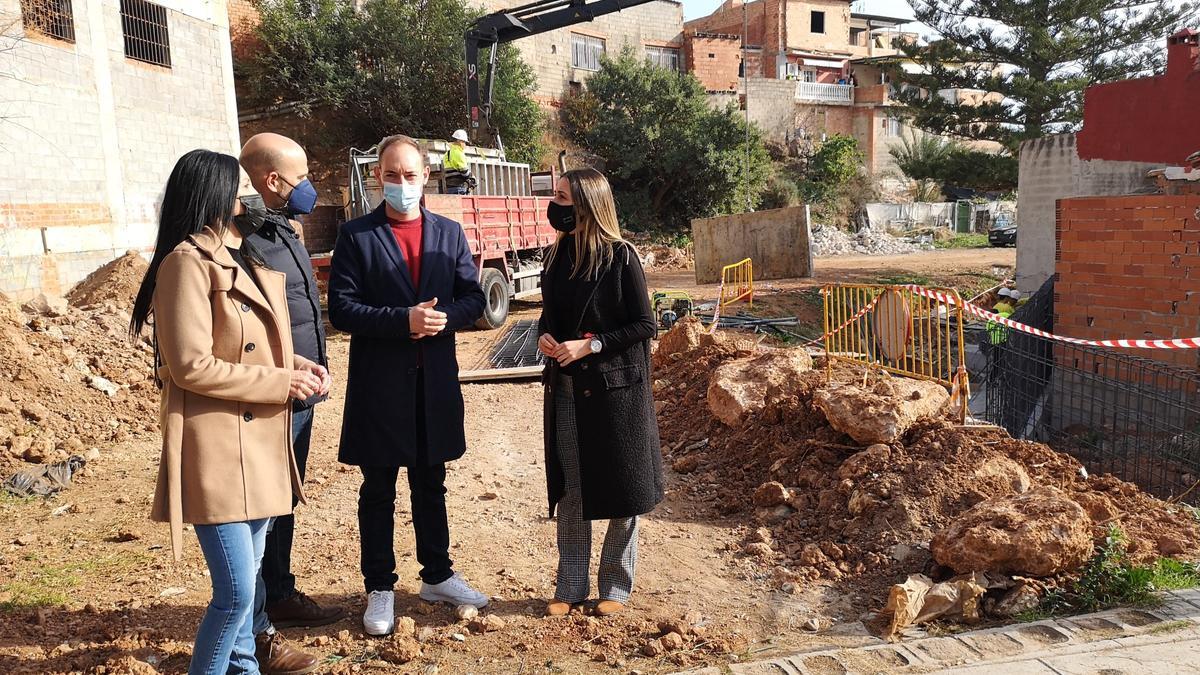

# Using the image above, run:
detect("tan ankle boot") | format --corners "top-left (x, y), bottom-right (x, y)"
top-left (593, 600), bottom-right (624, 616)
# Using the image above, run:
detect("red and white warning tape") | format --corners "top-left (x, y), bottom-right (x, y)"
top-left (900, 285), bottom-right (1200, 350)
top-left (795, 285), bottom-right (1200, 351)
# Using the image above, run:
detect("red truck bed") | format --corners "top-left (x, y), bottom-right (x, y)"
top-left (310, 194), bottom-right (556, 281)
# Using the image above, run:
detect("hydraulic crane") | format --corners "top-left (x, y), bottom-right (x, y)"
top-left (465, 0), bottom-right (658, 151)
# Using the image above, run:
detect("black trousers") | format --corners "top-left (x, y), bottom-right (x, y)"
top-left (358, 381), bottom-right (454, 591)
top-left (261, 406), bottom-right (313, 605)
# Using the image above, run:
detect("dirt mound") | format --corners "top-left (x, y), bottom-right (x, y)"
top-left (653, 333), bottom-right (1200, 606)
top-left (66, 251), bottom-right (148, 311)
top-left (932, 486), bottom-right (1095, 576)
top-left (0, 297), bottom-right (158, 479)
top-left (708, 349), bottom-right (814, 427)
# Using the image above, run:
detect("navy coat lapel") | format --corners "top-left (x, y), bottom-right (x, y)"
top-left (417, 208), bottom-right (443, 299)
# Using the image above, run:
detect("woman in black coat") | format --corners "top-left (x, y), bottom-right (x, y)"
top-left (537, 168), bottom-right (664, 617)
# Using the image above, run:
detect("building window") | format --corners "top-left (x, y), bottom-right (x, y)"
top-left (811, 11), bottom-right (825, 34)
top-left (571, 34), bottom-right (605, 71)
top-left (883, 115), bottom-right (902, 137)
top-left (801, 70), bottom-right (817, 83)
top-left (20, 0), bottom-right (75, 43)
top-left (120, 0), bottom-right (171, 68)
top-left (646, 46), bottom-right (681, 71)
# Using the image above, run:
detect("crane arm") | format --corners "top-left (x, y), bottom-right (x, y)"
top-left (466, 0), bottom-right (660, 149)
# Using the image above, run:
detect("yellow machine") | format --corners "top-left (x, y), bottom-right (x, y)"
top-left (651, 290), bottom-right (694, 332)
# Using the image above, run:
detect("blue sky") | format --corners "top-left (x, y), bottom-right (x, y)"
top-left (682, 0), bottom-right (918, 22)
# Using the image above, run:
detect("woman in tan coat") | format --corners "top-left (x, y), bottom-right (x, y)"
top-left (130, 150), bottom-right (330, 675)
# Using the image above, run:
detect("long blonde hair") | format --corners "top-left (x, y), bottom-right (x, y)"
top-left (546, 168), bottom-right (625, 280)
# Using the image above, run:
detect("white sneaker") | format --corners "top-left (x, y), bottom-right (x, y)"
top-left (419, 573), bottom-right (488, 608)
top-left (362, 590), bottom-right (395, 636)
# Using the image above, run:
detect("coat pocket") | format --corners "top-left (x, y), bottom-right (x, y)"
top-left (602, 364), bottom-right (643, 390)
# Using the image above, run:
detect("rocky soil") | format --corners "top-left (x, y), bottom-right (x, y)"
top-left (653, 317), bottom-right (1200, 626)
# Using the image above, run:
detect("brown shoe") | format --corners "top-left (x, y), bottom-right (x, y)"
top-left (593, 600), bottom-right (625, 617)
top-left (266, 591), bottom-right (346, 629)
top-left (255, 631), bottom-right (318, 675)
top-left (545, 599), bottom-right (573, 617)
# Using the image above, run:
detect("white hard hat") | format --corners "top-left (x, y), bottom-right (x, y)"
top-left (997, 288), bottom-right (1014, 298)
top-left (451, 129), bottom-right (469, 143)
top-left (1009, 290), bottom-right (1022, 300)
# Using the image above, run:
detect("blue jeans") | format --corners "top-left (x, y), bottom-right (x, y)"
top-left (253, 407), bottom-right (313, 635)
top-left (192, 519), bottom-right (269, 675)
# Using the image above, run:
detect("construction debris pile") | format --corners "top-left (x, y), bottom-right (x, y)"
top-left (0, 253), bottom-right (158, 480)
top-left (811, 224), bottom-right (926, 257)
top-left (640, 244), bottom-right (693, 271)
top-left (653, 317), bottom-right (1200, 633)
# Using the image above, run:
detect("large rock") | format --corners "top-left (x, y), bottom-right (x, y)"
top-left (931, 486), bottom-right (1094, 576)
top-left (813, 376), bottom-right (949, 444)
top-left (707, 349), bottom-right (814, 427)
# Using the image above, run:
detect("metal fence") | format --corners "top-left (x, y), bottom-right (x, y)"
top-left (978, 278), bottom-right (1200, 503)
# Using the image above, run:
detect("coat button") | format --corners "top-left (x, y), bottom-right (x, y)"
top-left (243, 411), bottom-right (253, 422)
top-left (244, 343), bottom-right (255, 353)
top-left (241, 303), bottom-right (251, 312)
top-left (583, 389), bottom-right (592, 397)
top-left (581, 363), bottom-right (588, 370)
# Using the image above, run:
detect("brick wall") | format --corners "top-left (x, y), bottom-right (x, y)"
top-left (1055, 194), bottom-right (1200, 370)
top-left (684, 32), bottom-right (741, 91)
top-left (228, 0), bottom-right (260, 60)
top-left (0, 0), bottom-right (239, 299)
top-left (1016, 135), bottom-right (1160, 296)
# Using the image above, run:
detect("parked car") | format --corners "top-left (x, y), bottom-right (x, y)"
top-left (989, 214), bottom-right (1017, 247)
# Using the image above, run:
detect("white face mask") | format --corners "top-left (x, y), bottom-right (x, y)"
top-left (383, 180), bottom-right (423, 213)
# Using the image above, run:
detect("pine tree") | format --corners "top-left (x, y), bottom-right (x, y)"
top-left (889, 0), bottom-right (1196, 150)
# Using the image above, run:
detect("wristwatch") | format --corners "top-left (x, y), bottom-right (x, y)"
top-left (589, 337), bottom-right (603, 354)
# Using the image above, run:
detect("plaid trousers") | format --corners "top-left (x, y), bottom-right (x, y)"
top-left (553, 373), bottom-right (638, 604)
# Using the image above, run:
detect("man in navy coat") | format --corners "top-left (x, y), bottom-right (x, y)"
top-left (328, 135), bottom-right (487, 636)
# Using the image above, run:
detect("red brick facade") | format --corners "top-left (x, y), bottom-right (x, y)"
top-left (228, 0), bottom-right (262, 61)
top-left (684, 32), bottom-right (742, 91)
top-left (1055, 194), bottom-right (1200, 369)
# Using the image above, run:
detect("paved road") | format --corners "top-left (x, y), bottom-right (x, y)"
top-left (679, 589), bottom-right (1200, 674)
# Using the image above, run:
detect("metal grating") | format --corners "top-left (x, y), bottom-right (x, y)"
top-left (20, 0), bottom-right (75, 43)
top-left (120, 0), bottom-right (170, 68)
top-left (978, 278), bottom-right (1200, 503)
top-left (488, 319), bottom-right (545, 369)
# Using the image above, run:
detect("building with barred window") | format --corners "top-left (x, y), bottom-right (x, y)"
top-left (0, 0), bottom-right (240, 298)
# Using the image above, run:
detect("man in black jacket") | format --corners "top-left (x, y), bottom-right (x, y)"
top-left (240, 133), bottom-right (344, 674)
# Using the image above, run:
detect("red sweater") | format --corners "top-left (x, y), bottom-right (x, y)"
top-left (388, 212), bottom-right (423, 286)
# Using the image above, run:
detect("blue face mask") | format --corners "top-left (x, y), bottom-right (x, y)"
top-left (383, 181), bottom-right (424, 214)
top-left (281, 177), bottom-right (318, 216)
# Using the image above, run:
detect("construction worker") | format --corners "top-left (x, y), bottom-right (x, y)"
top-left (444, 129), bottom-right (474, 195)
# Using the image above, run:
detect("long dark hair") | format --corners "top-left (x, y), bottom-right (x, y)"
top-left (129, 149), bottom-right (242, 339)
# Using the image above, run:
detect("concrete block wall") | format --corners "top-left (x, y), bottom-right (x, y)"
top-left (1055, 194), bottom-right (1200, 370)
top-left (0, 0), bottom-right (240, 299)
top-left (1016, 134), bottom-right (1159, 295)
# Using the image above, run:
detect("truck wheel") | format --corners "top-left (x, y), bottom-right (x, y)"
top-left (475, 268), bottom-right (510, 330)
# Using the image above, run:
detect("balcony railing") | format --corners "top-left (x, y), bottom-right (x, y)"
top-left (795, 81), bottom-right (854, 105)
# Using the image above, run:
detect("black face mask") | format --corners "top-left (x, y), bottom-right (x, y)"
top-left (547, 201), bottom-right (576, 233)
top-left (234, 194), bottom-right (268, 237)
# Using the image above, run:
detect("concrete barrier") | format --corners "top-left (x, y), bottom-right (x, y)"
top-left (691, 205), bottom-right (812, 284)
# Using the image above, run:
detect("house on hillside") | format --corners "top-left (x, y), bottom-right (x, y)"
top-left (683, 0), bottom-right (997, 181)
top-left (0, 0), bottom-right (240, 299)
